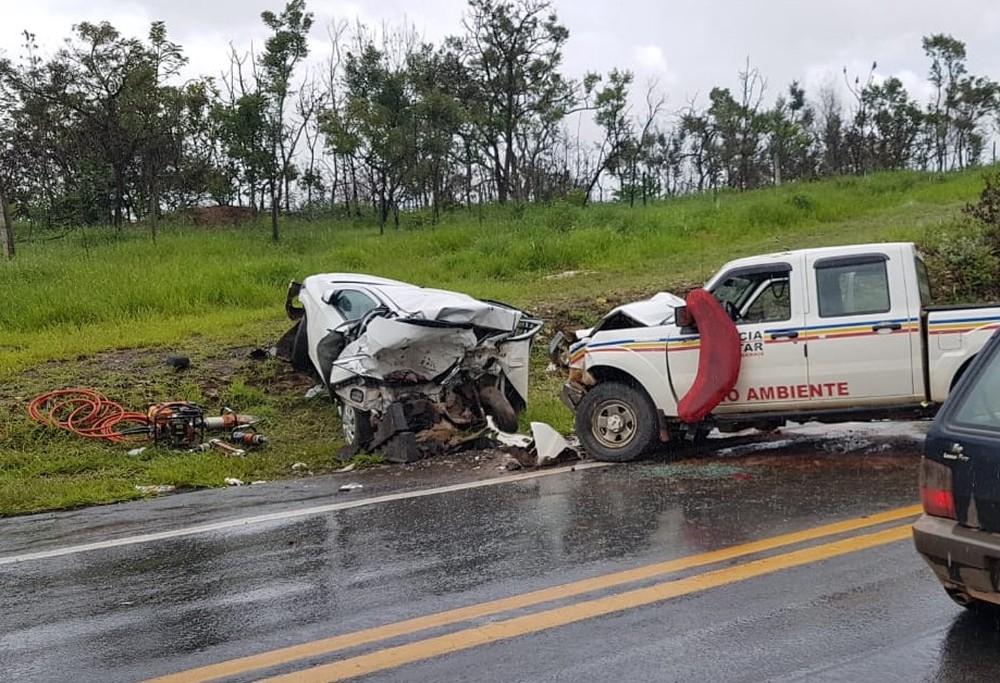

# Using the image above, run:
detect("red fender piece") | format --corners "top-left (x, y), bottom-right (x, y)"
top-left (676, 288), bottom-right (742, 423)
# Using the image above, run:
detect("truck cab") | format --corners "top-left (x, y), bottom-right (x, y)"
top-left (562, 242), bottom-right (1000, 461)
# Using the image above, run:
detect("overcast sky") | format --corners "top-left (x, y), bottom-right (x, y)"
top-left (3, 0), bottom-right (1000, 115)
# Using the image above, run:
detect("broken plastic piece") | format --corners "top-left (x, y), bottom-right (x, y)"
top-left (224, 477), bottom-right (244, 486)
top-left (135, 484), bottom-right (176, 494)
top-left (530, 422), bottom-right (575, 465)
top-left (339, 483), bottom-right (363, 492)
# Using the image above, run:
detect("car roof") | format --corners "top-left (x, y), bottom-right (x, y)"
top-left (303, 273), bottom-right (414, 288)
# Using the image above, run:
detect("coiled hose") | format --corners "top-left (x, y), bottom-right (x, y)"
top-left (28, 388), bottom-right (151, 443)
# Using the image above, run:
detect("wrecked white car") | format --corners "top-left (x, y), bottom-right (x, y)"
top-left (283, 274), bottom-right (542, 462)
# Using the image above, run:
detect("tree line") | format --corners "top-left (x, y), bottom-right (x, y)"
top-left (1, 0), bottom-right (998, 257)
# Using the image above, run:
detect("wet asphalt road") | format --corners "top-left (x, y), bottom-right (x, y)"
top-left (3, 422), bottom-right (1000, 682)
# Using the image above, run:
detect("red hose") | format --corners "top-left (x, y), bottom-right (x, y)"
top-left (28, 388), bottom-right (151, 443)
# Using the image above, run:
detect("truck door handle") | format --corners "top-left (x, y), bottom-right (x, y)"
top-left (769, 331), bottom-right (799, 340)
top-left (872, 322), bottom-right (902, 332)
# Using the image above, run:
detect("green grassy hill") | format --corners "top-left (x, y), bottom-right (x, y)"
top-left (0, 168), bottom-right (991, 514)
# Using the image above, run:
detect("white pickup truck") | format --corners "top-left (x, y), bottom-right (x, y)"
top-left (561, 242), bottom-right (1000, 461)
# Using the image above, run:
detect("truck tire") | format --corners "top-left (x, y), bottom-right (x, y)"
top-left (290, 317), bottom-right (312, 372)
top-left (575, 381), bottom-right (658, 462)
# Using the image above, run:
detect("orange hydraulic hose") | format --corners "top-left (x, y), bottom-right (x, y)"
top-left (28, 388), bottom-right (150, 443)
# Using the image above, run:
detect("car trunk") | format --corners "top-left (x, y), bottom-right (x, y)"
top-left (928, 428), bottom-right (1000, 532)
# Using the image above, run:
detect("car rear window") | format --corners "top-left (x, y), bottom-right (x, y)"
top-left (950, 345), bottom-right (1000, 431)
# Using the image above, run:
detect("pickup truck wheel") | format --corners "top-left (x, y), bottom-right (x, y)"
top-left (576, 381), bottom-right (658, 462)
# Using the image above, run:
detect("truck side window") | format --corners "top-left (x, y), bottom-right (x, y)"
top-left (743, 278), bottom-right (791, 323)
top-left (710, 263), bottom-right (793, 322)
top-left (815, 258), bottom-right (890, 317)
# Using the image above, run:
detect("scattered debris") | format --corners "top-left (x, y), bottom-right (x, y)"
top-left (333, 462), bottom-right (356, 473)
top-left (248, 347), bottom-right (276, 360)
top-left (127, 447), bottom-right (147, 457)
top-left (339, 483), bottom-right (363, 492)
top-left (134, 484), bottom-right (176, 495)
top-left (543, 270), bottom-right (596, 280)
top-left (291, 461), bottom-right (309, 471)
top-left (207, 438), bottom-right (245, 456)
top-left (27, 388), bottom-right (268, 453)
top-left (491, 421), bottom-right (582, 469)
top-left (224, 477), bottom-right (244, 486)
top-left (165, 355), bottom-right (190, 371)
top-left (304, 385), bottom-right (325, 399)
top-left (530, 422), bottom-right (577, 466)
top-left (490, 417), bottom-right (532, 448)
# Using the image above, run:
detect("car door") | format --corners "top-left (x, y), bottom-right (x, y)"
top-left (712, 261), bottom-right (810, 410)
top-left (668, 260), bottom-right (809, 411)
top-left (804, 250), bottom-right (917, 405)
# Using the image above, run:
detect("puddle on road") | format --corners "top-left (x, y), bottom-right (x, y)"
top-left (637, 420), bottom-right (928, 481)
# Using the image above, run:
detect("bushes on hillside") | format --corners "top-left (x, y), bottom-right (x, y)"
top-left (921, 172), bottom-right (1000, 304)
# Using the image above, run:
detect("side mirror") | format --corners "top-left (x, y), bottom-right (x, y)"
top-left (676, 305), bottom-right (695, 328)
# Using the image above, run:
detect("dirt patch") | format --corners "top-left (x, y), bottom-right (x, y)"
top-left (3, 344), bottom-right (315, 406)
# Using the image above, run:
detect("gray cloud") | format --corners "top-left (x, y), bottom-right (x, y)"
top-left (3, 0), bottom-right (999, 111)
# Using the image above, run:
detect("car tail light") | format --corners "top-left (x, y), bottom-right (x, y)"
top-left (919, 457), bottom-right (956, 519)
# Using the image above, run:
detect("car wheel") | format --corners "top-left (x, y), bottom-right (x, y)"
top-left (479, 384), bottom-right (519, 433)
top-left (575, 381), bottom-right (658, 462)
top-left (339, 401), bottom-right (373, 450)
top-left (291, 317), bottom-right (313, 372)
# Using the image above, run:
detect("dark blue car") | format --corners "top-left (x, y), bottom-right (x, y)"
top-left (914, 328), bottom-right (1000, 611)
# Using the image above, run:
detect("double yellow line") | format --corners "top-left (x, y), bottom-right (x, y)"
top-left (149, 504), bottom-right (920, 683)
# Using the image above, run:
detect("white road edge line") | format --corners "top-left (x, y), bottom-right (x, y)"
top-left (0, 462), bottom-right (611, 566)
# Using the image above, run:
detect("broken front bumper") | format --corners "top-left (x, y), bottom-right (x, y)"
top-left (560, 381), bottom-right (585, 411)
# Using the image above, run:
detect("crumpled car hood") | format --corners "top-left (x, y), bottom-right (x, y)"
top-left (374, 286), bottom-right (524, 331)
top-left (580, 291), bottom-right (686, 338)
top-left (608, 291), bottom-right (686, 326)
top-left (330, 318), bottom-right (479, 384)
top-left (318, 285), bottom-right (539, 402)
